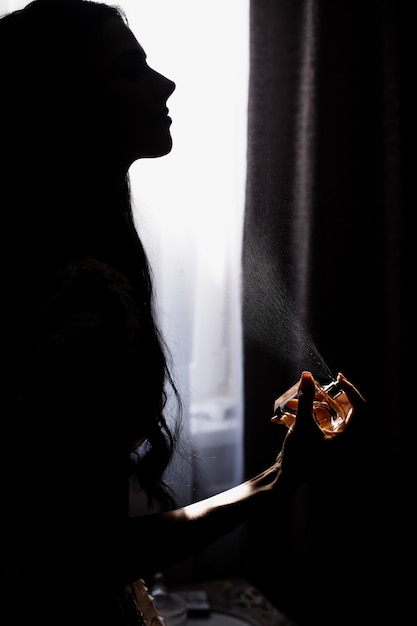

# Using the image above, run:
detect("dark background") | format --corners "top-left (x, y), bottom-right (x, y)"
top-left (242, 1), bottom-right (408, 624)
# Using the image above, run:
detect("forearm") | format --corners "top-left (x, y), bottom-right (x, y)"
top-left (125, 461), bottom-right (288, 579)
top-left (121, 371), bottom-right (363, 583)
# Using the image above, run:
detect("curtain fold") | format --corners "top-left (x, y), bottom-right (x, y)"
top-left (242, 1), bottom-right (408, 624)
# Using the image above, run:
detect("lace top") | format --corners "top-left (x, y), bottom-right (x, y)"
top-left (2, 257), bottom-right (162, 625)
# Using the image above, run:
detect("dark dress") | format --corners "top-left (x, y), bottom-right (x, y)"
top-left (2, 257), bottom-right (160, 625)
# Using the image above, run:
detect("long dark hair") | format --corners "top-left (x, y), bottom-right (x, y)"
top-left (1, 0), bottom-right (183, 511)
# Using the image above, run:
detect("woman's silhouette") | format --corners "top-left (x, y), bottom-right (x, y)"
top-left (0, 1), bottom-right (365, 624)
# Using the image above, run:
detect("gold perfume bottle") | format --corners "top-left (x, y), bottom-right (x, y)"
top-left (272, 377), bottom-right (353, 435)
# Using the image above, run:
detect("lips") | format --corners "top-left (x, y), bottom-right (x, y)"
top-left (156, 107), bottom-right (169, 119)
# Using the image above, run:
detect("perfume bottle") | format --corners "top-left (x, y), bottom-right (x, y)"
top-left (272, 377), bottom-right (353, 435)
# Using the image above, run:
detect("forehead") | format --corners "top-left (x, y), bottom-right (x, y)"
top-left (91, 16), bottom-right (145, 70)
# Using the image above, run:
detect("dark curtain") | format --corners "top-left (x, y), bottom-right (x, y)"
top-left (242, 1), bottom-right (408, 625)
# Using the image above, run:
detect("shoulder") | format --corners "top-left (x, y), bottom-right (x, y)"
top-left (11, 257), bottom-right (142, 447)
top-left (49, 255), bottom-right (138, 326)
top-left (28, 256), bottom-right (141, 356)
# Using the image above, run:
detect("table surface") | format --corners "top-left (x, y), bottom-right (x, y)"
top-left (174, 578), bottom-right (296, 626)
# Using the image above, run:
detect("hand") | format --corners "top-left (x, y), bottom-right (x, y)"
top-left (275, 371), bottom-right (366, 491)
top-left (336, 371), bottom-right (367, 427)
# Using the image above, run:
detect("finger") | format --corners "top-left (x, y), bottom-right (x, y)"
top-left (293, 371), bottom-right (316, 431)
top-left (298, 371), bottom-right (315, 403)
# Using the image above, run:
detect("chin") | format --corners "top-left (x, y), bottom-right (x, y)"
top-left (130, 141), bottom-right (173, 162)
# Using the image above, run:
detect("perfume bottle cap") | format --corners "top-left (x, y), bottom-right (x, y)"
top-left (322, 380), bottom-right (342, 398)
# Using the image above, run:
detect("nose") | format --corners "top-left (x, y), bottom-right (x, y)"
top-left (163, 75), bottom-right (175, 99)
top-left (151, 66), bottom-right (175, 99)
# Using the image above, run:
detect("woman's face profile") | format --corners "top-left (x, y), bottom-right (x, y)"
top-left (92, 16), bottom-right (176, 170)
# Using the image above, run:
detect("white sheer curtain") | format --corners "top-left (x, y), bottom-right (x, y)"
top-left (0, 0), bottom-right (19, 10)
top-left (123, 1), bottom-right (249, 508)
top-left (3, 0), bottom-right (249, 512)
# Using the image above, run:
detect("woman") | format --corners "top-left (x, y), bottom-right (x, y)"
top-left (0, 1), bottom-right (365, 624)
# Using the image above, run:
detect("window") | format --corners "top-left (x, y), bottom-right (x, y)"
top-left (123, 1), bottom-right (249, 503)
